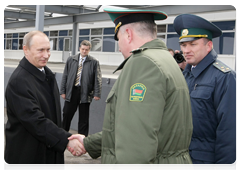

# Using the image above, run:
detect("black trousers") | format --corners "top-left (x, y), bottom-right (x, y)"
top-left (62, 86), bottom-right (90, 136)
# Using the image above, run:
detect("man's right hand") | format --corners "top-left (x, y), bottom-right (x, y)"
top-left (61, 94), bottom-right (66, 99)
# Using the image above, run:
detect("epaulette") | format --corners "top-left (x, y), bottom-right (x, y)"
top-left (130, 47), bottom-right (148, 54)
top-left (213, 60), bottom-right (231, 73)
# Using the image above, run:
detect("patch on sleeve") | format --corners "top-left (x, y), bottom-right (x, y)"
top-left (129, 83), bottom-right (147, 102)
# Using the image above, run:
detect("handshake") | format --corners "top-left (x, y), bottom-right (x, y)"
top-left (67, 134), bottom-right (86, 156)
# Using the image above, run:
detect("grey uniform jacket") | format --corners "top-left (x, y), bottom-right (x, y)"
top-left (60, 54), bottom-right (102, 103)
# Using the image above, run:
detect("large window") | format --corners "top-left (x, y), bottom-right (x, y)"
top-left (79, 27), bottom-right (115, 52)
top-left (4, 21), bottom-right (235, 54)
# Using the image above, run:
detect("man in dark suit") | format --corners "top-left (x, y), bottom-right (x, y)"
top-left (5, 30), bottom-right (85, 164)
top-left (60, 40), bottom-right (102, 137)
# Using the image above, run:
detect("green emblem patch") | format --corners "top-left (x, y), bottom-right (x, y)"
top-left (129, 83), bottom-right (147, 102)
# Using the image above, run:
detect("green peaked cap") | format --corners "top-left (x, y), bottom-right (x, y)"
top-left (104, 8), bottom-right (168, 40)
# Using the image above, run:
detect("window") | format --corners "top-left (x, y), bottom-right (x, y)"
top-left (50, 31), bottom-right (58, 37)
top-left (103, 36), bottom-right (115, 52)
top-left (7, 34), bottom-right (12, 38)
top-left (157, 25), bottom-right (166, 33)
top-left (166, 34), bottom-right (181, 51)
top-left (19, 32), bottom-right (25, 38)
top-left (58, 38), bottom-right (64, 51)
top-left (59, 30), bottom-right (68, 36)
top-left (19, 39), bottom-right (23, 49)
top-left (213, 33), bottom-right (234, 55)
top-left (91, 28), bottom-right (102, 35)
top-left (6, 39), bottom-right (12, 49)
top-left (50, 38), bottom-right (57, 50)
top-left (12, 39), bottom-right (18, 50)
top-left (213, 21), bottom-right (235, 31)
top-left (104, 28), bottom-right (115, 35)
top-left (91, 37), bottom-right (102, 51)
top-left (80, 29), bottom-right (90, 35)
top-left (13, 33), bottom-right (18, 38)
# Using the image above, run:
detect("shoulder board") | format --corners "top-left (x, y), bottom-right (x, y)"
top-left (130, 47), bottom-right (148, 54)
top-left (213, 60), bottom-right (231, 73)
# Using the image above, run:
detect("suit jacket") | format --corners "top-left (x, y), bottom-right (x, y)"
top-left (5, 57), bottom-right (71, 164)
top-left (60, 54), bottom-right (102, 103)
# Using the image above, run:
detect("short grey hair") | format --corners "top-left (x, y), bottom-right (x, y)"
top-left (120, 20), bottom-right (157, 39)
top-left (23, 30), bottom-right (47, 48)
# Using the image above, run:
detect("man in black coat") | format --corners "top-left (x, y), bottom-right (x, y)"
top-left (5, 31), bottom-right (85, 164)
top-left (60, 40), bottom-right (102, 137)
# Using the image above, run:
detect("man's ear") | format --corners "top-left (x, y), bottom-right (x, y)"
top-left (23, 45), bottom-right (28, 56)
top-left (125, 28), bottom-right (133, 44)
top-left (207, 40), bottom-right (213, 52)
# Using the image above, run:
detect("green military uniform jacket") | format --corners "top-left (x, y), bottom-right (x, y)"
top-left (84, 39), bottom-right (193, 164)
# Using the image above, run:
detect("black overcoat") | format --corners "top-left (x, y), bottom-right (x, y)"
top-left (5, 57), bottom-right (71, 164)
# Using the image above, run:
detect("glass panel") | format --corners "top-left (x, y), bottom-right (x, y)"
top-left (59, 30), bottom-right (68, 36)
top-left (7, 34), bottom-right (12, 38)
top-left (167, 24), bottom-right (175, 32)
top-left (19, 32), bottom-right (25, 38)
top-left (50, 31), bottom-right (58, 37)
top-left (13, 33), bottom-right (18, 38)
top-left (157, 25), bottom-right (166, 33)
top-left (79, 37), bottom-right (90, 48)
top-left (6, 39), bottom-right (12, 49)
top-left (69, 30), bottom-right (72, 36)
top-left (64, 39), bottom-right (70, 51)
top-left (104, 28), bottom-right (115, 35)
top-left (19, 39), bottom-right (23, 49)
top-left (212, 21), bottom-right (235, 31)
top-left (79, 29), bottom-right (90, 35)
top-left (103, 36), bottom-right (115, 52)
top-left (58, 38), bottom-right (64, 51)
top-left (12, 39), bottom-right (18, 50)
top-left (91, 37), bottom-right (102, 51)
top-left (213, 33), bottom-right (234, 55)
top-left (167, 34), bottom-right (181, 51)
top-left (91, 28), bottom-right (102, 35)
top-left (50, 38), bottom-right (57, 50)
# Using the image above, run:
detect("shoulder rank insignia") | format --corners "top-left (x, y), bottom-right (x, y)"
top-left (129, 83), bottom-right (147, 102)
top-left (130, 47), bottom-right (148, 54)
top-left (213, 61), bottom-right (231, 73)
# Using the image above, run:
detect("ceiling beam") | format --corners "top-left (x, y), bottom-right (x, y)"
top-left (4, 10), bottom-right (36, 20)
top-left (4, 5), bottom-right (236, 29)
top-left (7, 5), bottom-right (95, 15)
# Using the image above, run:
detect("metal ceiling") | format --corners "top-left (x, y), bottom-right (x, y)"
top-left (4, 5), bottom-right (148, 22)
top-left (4, 5), bottom-right (235, 29)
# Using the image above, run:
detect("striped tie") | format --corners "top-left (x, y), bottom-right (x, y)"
top-left (75, 58), bottom-right (84, 86)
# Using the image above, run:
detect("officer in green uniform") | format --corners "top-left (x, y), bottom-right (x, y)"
top-left (68, 8), bottom-right (193, 164)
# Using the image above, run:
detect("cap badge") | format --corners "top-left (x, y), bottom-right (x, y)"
top-left (115, 22), bottom-right (122, 33)
top-left (182, 29), bottom-right (189, 36)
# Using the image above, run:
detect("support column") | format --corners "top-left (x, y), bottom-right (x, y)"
top-left (72, 22), bottom-right (79, 55)
top-left (35, 5), bottom-right (45, 32)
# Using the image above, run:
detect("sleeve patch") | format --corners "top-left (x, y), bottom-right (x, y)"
top-left (129, 83), bottom-right (147, 102)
